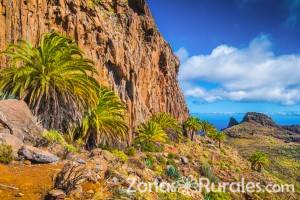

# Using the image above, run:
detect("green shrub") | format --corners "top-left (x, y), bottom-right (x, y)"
top-left (167, 158), bottom-right (176, 166)
top-left (166, 165), bottom-right (180, 179)
top-left (204, 191), bottom-right (231, 200)
top-left (157, 156), bottom-right (167, 165)
top-left (64, 143), bottom-right (77, 153)
top-left (125, 146), bottom-right (136, 156)
top-left (0, 143), bottom-right (13, 164)
top-left (112, 150), bottom-right (128, 162)
top-left (145, 154), bottom-right (155, 169)
top-left (158, 192), bottom-right (192, 200)
top-left (167, 153), bottom-right (178, 159)
top-left (42, 130), bottom-right (65, 145)
top-left (200, 163), bottom-right (219, 183)
top-left (139, 141), bottom-right (164, 152)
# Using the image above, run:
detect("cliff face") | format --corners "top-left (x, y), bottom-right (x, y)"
top-left (0, 0), bottom-right (188, 131)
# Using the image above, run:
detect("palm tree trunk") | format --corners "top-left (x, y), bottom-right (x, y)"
top-left (191, 131), bottom-right (195, 141)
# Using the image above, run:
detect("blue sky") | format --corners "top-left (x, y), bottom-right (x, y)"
top-left (148, 0), bottom-right (300, 113)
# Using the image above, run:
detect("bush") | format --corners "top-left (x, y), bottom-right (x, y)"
top-left (125, 147), bottom-right (136, 156)
top-left (166, 165), bottom-right (180, 179)
top-left (200, 163), bottom-right (219, 183)
top-left (0, 143), bottom-right (13, 164)
top-left (204, 191), bottom-right (231, 200)
top-left (139, 142), bottom-right (164, 152)
top-left (145, 154), bottom-right (156, 169)
top-left (64, 144), bottom-right (77, 153)
top-left (157, 155), bottom-right (167, 165)
top-left (42, 130), bottom-right (65, 145)
top-left (167, 153), bottom-right (177, 159)
top-left (112, 150), bottom-right (128, 162)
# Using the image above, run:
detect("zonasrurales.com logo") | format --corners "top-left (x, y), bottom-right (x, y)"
top-left (127, 176), bottom-right (295, 196)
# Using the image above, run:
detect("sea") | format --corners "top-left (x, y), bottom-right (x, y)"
top-left (193, 112), bottom-right (300, 130)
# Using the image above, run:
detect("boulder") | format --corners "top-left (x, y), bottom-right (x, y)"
top-left (18, 145), bottom-right (59, 163)
top-left (180, 156), bottom-right (189, 165)
top-left (0, 100), bottom-right (44, 146)
top-left (0, 132), bottom-right (23, 157)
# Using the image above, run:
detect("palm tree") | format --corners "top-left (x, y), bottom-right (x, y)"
top-left (81, 87), bottom-right (128, 149)
top-left (183, 116), bottom-right (202, 141)
top-left (201, 121), bottom-right (216, 135)
top-left (213, 132), bottom-right (226, 148)
top-left (249, 151), bottom-right (269, 172)
top-left (135, 121), bottom-right (168, 144)
top-left (0, 32), bottom-right (99, 131)
top-left (150, 112), bottom-right (182, 141)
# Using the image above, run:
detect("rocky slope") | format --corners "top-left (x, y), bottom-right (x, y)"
top-left (0, 0), bottom-right (188, 135)
top-left (224, 112), bottom-right (300, 196)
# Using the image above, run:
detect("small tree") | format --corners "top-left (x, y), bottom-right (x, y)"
top-left (81, 87), bottom-right (128, 149)
top-left (207, 131), bottom-right (226, 148)
top-left (135, 121), bottom-right (168, 145)
top-left (249, 151), bottom-right (269, 172)
top-left (183, 116), bottom-right (202, 140)
top-left (201, 121), bottom-right (216, 135)
top-left (151, 112), bottom-right (182, 142)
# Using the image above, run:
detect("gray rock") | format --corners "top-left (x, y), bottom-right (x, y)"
top-left (76, 158), bottom-right (86, 164)
top-left (18, 145), bottom-right (59, 163)
top-left (180, 156), bottom-right (189, 165)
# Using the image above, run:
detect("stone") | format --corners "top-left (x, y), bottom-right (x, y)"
top-left (0, 100), bottom-right (44, 145)
top-left (101, 150), bottom-right (115, 161)
top-left (18, 145), bottom-right (59, 163)
top-left (0, 132), bottom-right (23, 157)
top-left (15, 193), bottom-right (24, 197)
top-left (76, 158), bottom-right (86, 164)
top-left (90, 148), bottom-right (102, 157)
top-left (0, 0), bottom-right (189, 143)
top-left (46, 189), bottom-right (66, 200)
top-left (180, 156), bottom-right (189, 165)
top-left (23, 160), bottom-right (31, 166)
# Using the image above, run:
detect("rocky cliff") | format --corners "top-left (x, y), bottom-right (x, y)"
top-left (0, 0), bottom-right (188, 133)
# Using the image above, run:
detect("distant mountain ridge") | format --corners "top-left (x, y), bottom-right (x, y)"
top-left (224, 112), bottom-right (300, 143)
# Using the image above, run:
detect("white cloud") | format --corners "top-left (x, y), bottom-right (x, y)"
top-left (175, 47), bottom-right (189, 62)
top-left (177, 35), bottom-right (300, 105)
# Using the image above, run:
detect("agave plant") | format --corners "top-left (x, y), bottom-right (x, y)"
top-left (183, 116), bottom-right (202, 140)
top-left (135, 121), bottom-right (168, 145)
top-left (150, 112), bottom-right (182, 141)
top-left (249, 151), bottom-right (269, 172)
top-left (81, 87), bottom-right (128, 149)
top-left (0, 32), bottom-right (99, 131)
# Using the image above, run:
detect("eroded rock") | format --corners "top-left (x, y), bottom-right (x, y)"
top-left (18, 145), bottom-right (59, 163)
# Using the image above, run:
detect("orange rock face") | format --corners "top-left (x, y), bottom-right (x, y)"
top-left (0, 0), bottom-right (188, 133)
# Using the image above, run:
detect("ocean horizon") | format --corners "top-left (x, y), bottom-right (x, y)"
top-left (193, 112), bottom-right (300, 130)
